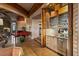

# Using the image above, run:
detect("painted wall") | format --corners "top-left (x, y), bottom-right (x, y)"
top-left (31, 19), bottom-right (41, 39)
top-left (26, 18), bottom-right (32, 31)
top-left (17, 16), bottom-right (26, 31)
top-left (73, 4), bottom-right (79, 56)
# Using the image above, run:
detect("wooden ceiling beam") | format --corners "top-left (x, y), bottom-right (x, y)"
top-left (29, 3), bottom-right (43, 16)
top-left (6, 3), bottom-right (29, 17)
top-left (6, 3), bottom-right (43, 17)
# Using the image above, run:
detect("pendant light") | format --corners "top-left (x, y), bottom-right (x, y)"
top-left (46, 4), bottom-right (55, 16)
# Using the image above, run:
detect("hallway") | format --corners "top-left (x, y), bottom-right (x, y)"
top-left (20, 39), bottom-right (59, 56)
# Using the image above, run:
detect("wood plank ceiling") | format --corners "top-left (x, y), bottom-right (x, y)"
top-left (7, 3), bottom-right (43, 17)
top-left (28, 3), bottom-right (43, 16)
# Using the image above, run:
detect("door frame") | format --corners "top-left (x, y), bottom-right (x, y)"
top-left (67, 3), bottom-right (73, 56)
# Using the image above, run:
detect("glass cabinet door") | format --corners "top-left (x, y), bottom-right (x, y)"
top-left (59, 13), bottom-right (68, 28)
top-left (50, 17), bottom-right (58, 27)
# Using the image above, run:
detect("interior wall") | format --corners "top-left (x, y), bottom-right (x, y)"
top-left (17, 21), bottom-right (26, 30)
top-left (31, 19), bottom-right (41, 39)
top-left (17, 16), bottom-right (26, 31)
top-left (26, 18), bottom-right (32, 31)
top-left (73, 4), bottom-right (79, 56)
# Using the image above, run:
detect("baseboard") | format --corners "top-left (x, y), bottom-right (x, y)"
top-left (34, 38), bottom-right (41, 44)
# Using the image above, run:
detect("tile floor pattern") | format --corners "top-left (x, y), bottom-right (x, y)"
top-left (18, 39), bottom-right (59, 56)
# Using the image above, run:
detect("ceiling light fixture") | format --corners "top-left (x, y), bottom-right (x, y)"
top-left (46, 4), bottom-right (54, 16)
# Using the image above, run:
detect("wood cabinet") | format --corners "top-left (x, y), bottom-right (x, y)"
top-left (51, 37), bottom-right (57, 51)
top-left (46, 36), bottom-right (57, 52)
top-left (45, 5), bottom-right (69, 55)
top-left (46, 36), bottom-right (51, 48)
top-left (57, 38), bottom-right (67, 55)
top-left (42, 4), bottom-right (73, 55)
